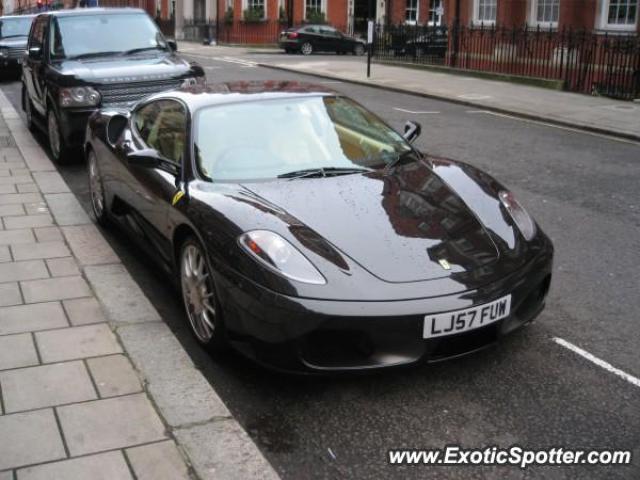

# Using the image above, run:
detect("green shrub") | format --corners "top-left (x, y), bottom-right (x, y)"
top-left (243, 7), bottom-right (264, 22)
top-left (224, 7), bottom-right (233, 24)
top-left (305, 9), bottom-right (326, 24)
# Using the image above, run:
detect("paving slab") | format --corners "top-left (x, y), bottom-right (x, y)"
top-left (0, 203), bottom-right (24, 215)
top-left (44, 193), bottom-right (90, 226)
top-left (0, 471), bottom-right (13, 480)
top-left (2, 214), bottom-right (52, 230)
top-left (17, 451), bottom-right (132, 480)
top-left (0, 333), bottom-right (38, 370)
top-left (0, 360), bottom-right (97, 412)
top-left (0, 245), bottom-right (10, 262)
top-left (0, 228), bottom-right (35, 246)
top-left (16, 183), bottom-right (38, 194)
top-left (31, 171), bottom-right (70, 194)
top-left (21, 275), bottom-right (91, 303)
top-left (33, 226), bottom-right (63, 242)
top-left (87, 354), bottom-right (142, 398)
top-left (84, 264), bottom-right (160, 324)
top-left (62, 297), bottom-right (106, 326)
top-left (46, 257), bottom-right (80, 277)
top-left (0, 260), bottom-right (48, 283)
top-left (0, 192), bottom-right (41, 206)
top-left (57, 393), bottom-right (167, 456)
top-left (0, 282), bottom-right (21, 307)
top-left (61, 225), bottom-right (119, 266)
top-left (0, 302), bottom-right (68, 335)
top-left (0, 409), bottom-right (66, 470)
top-left (35, 323), bottom-right (122, 363)
top-left (118, 321), bottom-right (230, 427)
top-left (11, 241), bottom-right (70, 261)
top-left (175, 420), bottom-right (280, 480)
top-left (126, 440), bottom-right (189, 480)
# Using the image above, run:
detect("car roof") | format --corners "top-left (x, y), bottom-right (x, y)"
top-left (146, 81), bottom-right (339, 111)
top-left (35, 7), bottom-right (146, 18)
top-left (0, 14), bottom-right (36, 19)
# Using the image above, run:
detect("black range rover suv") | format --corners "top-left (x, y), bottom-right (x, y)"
top-left (22, 8), bottom-right (204, 163)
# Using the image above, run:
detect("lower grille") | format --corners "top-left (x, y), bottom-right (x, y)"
top-left (98, 79), bottom-right (183, 107)
top-left (8, 47), bottom-right (25, 59)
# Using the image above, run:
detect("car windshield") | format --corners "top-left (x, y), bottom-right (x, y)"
top-left (49, 13), bottom-right (166, 59)
top-left (194, 96), bottom-right (414, 181)
top-left (0, 17), bottom-right (32, 39)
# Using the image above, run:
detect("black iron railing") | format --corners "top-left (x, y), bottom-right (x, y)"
top-left (374, 23), bottom-right (640, 99)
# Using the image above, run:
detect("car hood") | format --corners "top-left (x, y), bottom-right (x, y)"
top-left (51, 53), bottom-right (193, 83)
top-left (0, 37), bottom-right (28, 48)
top-left (242, 161), bottom-right (500, 283)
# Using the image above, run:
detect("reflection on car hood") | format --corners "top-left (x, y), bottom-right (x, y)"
top-left (243, 161), bottom-right (500, 283)
top-left (51, 53), bottom-right (192, 83)
top-left (0, 37), bottom-right (28, 48)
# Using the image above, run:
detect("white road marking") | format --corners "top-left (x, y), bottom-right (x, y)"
top-left (553, 337), bottom-right (640, 388)
top-left (394, 108), bottom-right (440, 114)
top-left (458, 93), bottom-right (492, 100)
top-left (467, 110), bottom-right (640, 145)
top-left (319, 80), bottom-right (343, 84)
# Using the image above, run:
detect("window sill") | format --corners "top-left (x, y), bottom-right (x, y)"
top-left (471, 20), bottom-right (496, 27)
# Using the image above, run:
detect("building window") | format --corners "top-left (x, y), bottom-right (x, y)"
top-left (474, 0), bottom-right (497, 24)
top-left (428, 0), bottom-right (444, 26)
top-left (602, 0), bottom-right (638, 28)
top-left (244, 0), bottom-right (266, 19)
top-left (530, 0), bottom-right (559, 26)
top-left (304, 0), bottom-right (326, 22)
top-left (405, 0), bottom-right (418, 24)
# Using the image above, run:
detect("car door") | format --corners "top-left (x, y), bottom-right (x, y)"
top-left (301, 26), bottom-right (322, 51)
top-left (319, 26), bottom-right (341, 52)
top-left (122, 99), bottom-right (189, 267)
top-left (23, 14), bottom-right (48, 116)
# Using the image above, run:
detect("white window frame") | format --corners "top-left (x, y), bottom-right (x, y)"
top-left (428, 0), bottom-right (445, 26)
top-left (528, 0), bottom-right (559, 28)
top-left (242, 0), bottom-right (267, 19)
top-left (304, 0), bottom-right (327, 21)
top-left (405, 0), bottom-right (419, 25)
top-left (473, 0), bottom-right (497, 25)
top-left (598, 0), bottom-right (639, 31)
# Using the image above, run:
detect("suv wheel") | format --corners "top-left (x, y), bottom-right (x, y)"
top-left (301, 42), bottom-right (313, 55)
top-left (22, 86), bottom-right (35, 132)
top-left (47, 108), bottom-right (70, 163)
top-left (353, 43), bottom-right (365, 56)
top-left (87, 149), bottom-right (109, 226)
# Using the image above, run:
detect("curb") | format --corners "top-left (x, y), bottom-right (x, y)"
top-left (0, 90), bottom-right (280, 480)
top-left (256, 62), bottom-right (640, 143)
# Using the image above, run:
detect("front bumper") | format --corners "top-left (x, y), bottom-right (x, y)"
top-left (0, 58), bottom-right (22, 70)
top-left (57, 108), bottom-right (96, 149)
top-left (218, 246), bottom-right (553, 374)
top-left (279, 39), bottom-right (300, 50)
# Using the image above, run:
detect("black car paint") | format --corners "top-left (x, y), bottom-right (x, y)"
top-left (85, 82), bottom-right (553, 373)
top-left (279, 25), bottom-right (365, 54)
top-left (21, 8), bottom-right (204, 150)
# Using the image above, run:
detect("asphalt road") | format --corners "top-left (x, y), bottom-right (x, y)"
top-left (2, 50), bottom-right (639, 480)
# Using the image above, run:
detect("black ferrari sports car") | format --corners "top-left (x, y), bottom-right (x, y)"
top-left (85, 81), bottom-right (553, 373)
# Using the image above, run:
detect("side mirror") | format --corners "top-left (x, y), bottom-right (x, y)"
top-left (28, 46), bottom-right (42, 59)
top-left (127, 148), bottom-right (180, 175)
top-left (403, 121), bottom-right (422, 144)
top-left (166, 39), bottom-right (178, 52)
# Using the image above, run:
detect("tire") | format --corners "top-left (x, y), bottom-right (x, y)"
top-left (47, 107), bottom-right (71, 164)
top-left (22, 85), bottom-right (35, 132)
top-left (353, 43), bottom-right (366, 56)
top-left (179, 236), bottom-right (228, 353)
top-left (301, 42), bottom-right (313, 55)
top-left (87, 148), bottom-right (109, 227)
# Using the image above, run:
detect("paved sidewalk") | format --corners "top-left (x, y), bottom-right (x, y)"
top-left (0, 93), bottom-right (278, 479)
top-left (180, 43), bottom-right (640, 141)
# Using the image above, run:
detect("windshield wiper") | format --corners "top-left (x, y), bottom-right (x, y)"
top-left (122, 46), bottom-right (167, 55)
top-left (278, 167), bottom-right (371, 179)
top-left (68, 51), bottom-right (122, 60)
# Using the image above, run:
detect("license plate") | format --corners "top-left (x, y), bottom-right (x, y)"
top-left (423, 295), bottom-right (512, 339)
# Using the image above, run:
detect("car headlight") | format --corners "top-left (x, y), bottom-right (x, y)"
top-left (59, 87), bottom-right (101, 108)
top-left (181, 76), bottom-right (205, 88)
top-left (239, 230), bottom-right (326, 285)
top-left (499, 190), bottom-right (536, 241)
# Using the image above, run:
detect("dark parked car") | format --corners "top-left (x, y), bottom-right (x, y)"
top-left (279, 25), bottom-right (365, 55)
top-left (85, 81), bottom-right (553, 374)
top-left (395, 26), bottom-right (448, 58)
top-left (0, 15), bottom-right (35, 77)
top-left (22, 8), bottom-right (204, 163)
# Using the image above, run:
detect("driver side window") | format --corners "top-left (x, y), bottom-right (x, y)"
top-left (134, 100), bottom-right (187, 164)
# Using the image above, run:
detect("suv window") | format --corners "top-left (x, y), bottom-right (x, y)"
top-left (28, 16), bottom-right (47, 51)
top-left (319, 26), bottom-right (339, 36)
top-left (135, 100), bottom-right (187, 164)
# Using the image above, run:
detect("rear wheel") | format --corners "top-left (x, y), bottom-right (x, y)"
top-left (47, 107), bottom-right (71, 164)
top-left (180, 237), bottom-right (227, 353)
top-left (353, 43), bottom-right (365, 56)
top-left (301, 42), bottom-right (313, 55)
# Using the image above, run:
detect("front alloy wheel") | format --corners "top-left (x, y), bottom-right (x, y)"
top-left (354, 43), bottom-right (365, 56)
top-left (180, 238), bottom-right (226, 351)
top-left (87, 149), bottom-right (108, 226)
top-left (47, 109), bottom-right (69, 163)
top-left (301, 42), bottom-right (313, 55)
